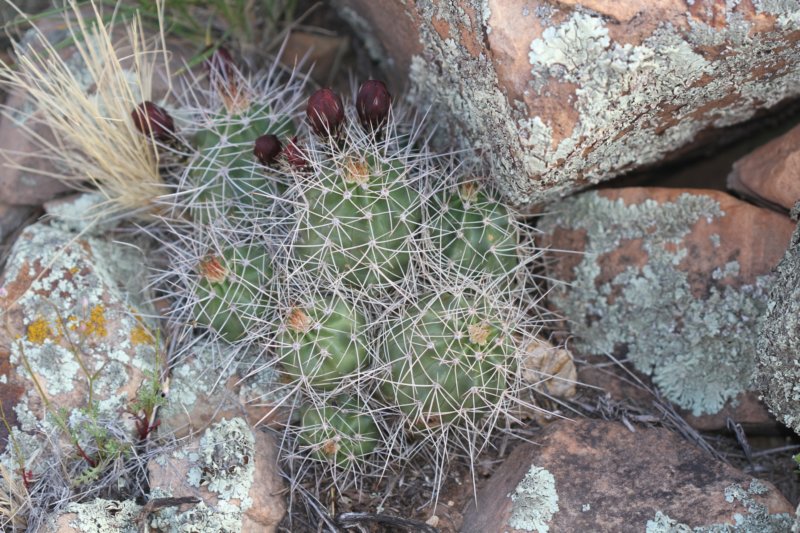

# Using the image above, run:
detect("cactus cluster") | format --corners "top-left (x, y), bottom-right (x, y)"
top-left (143, 52), bottom-right (545, 493)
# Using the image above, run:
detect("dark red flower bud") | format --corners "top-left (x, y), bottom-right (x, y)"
top-left (283, 137), bottom-right (307, 168)
top-left (131, 101), bottom-right (175, 141)
top-left (254, 134), bottom-right (282, 166)
top-left (356, 80), bottom-right (391, 130)
top-left (306, 88), bottom-right (344, 136)
top-left (204, 45), bottom-right (236, 79)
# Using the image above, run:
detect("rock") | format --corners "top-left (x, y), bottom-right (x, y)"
top-left (51, 500), bottom-right (141, 533)
top-left (147, 418), bottom-right (286, 533)
top-left (462, 419), bottom-right (794, 532)
top-left (0, 10), bottom-right (185, 206)
top-left (42, 194), bottom-right (116, 235)
top-left (0, 204), bottom-right (34, 244)
top-left (0, 221), bottom-right (158, 468)
top-left (539, 188), bottom-right (794, 417)
top-left (160, 340), bottom-right (290, 438)
top-left (578, 363), bottom-right (780, 434)
top-left (280, 30), bottom-right (349, 85)
top-left (757, 215), bottom-right (800, 436)
top-left (728, 123), bottom-right (800, 212)
top-left (334, 0), bottom-right (800, 206)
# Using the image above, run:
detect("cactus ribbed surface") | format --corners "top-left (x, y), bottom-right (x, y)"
top-left (190, 105), bottom-right (293, 224)
top-left (297, 399), bottom-right (379, 468)
top-left (294, 153), bottom-right (421, 289)
top-left (192, 244), bottom-right (272, 342)
top-left (383, 293), bottom-right (515, 427)
top-left (277, 295), bottom-right (369, 390)
top-left (430, 183), bottom-right (519, 282)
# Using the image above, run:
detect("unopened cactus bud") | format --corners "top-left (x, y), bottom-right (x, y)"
top-left (356, 80), bottom-right (391, 130)
top-left (131, 101), bottom-right (174, 141)
top-left (283, 137), bottom-right (307, 168)
top-left (254, 134), bottom-right (282, 166)
top-left (306, 88), bottom-right (344, 136)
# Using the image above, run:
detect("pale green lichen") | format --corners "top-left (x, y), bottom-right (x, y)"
top-left (187, 418), bottom-right (255, 507)
top-left (508, 464), bottom-right (559, 532)
top-left (58, 499), bottom-right (141, 533)
top-left (757, 214), bottom-right (800, 434)
top-left (148, 494), bottom-right (244, 533)
top-left (398, 2), bottom-right (800, 205)
top-left (645, 479), bottom-right (793, 532)
top-left (540, 192), bottom-right (771, 415)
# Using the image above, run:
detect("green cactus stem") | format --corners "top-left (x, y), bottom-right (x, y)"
top-left (294, 153), bottom-right (421, 289)
top-left (192, 244), bottom-right (273, 342)
top-left (277, 295), bottom-right (369, 391)
top-left (297, 398), bottom-right (379, 468)
top-left (382, 292), bottom-right (515, 428)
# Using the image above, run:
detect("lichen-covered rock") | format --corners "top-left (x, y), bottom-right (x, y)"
top-left (0, 221), bottom-right (158, 465)
top-left (334, 0), bottom-right (800, 205)
top-left (461, 419), bottom-right (794, 533)
top-left (757, 213), bottom-right (800, 436)
top-left (160, 340), bottom-right (289, 437)
top-left (728, 122), bottom-right (800, 212)
top-left (51, 499), bottom-right (141, 533)
top-left (539, 188), bottom-right (794, 416)
top-left (147, 418), bottom-right (286, 533)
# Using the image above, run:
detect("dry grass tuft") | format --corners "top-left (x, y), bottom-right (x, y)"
top-left (0, 0), bottom-right (172, 220)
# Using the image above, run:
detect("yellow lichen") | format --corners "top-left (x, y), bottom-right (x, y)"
top-left (130, 325), bottom-right (154, 346)
top-left (82, 305), bottom-right (107, 338)
top-left (26, 317), bottom-right (52, 344)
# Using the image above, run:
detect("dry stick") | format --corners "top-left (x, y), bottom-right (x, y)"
top-left (335, 511), bottom-right (440, 533)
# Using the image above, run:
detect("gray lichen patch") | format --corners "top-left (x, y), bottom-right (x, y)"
top-left (403, 2), bottom-right (800, 205)
top-left (57, 499), bottom-right (141, 533)
top-left (148, 490), bottom-right (244, 533)
top-left (187, 417), bottom-right (256, 507)
top-left (508, 464), bottom-right (559, 532)
top-left (540, 191), bottom-right (770, 415)
top-left (645, 479), bottom-right (793, 532)
top-left (757, 215), bottom-right (800, 435)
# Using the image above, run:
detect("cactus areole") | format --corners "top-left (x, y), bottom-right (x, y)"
top-left (192, 245), bottom-right (273, 342)
top-left (294, 153), bottom-right (421, 289)
top-left (383, 293), bottom-right (514, 427)
top-left (277, 295), bottom-right (369, 390)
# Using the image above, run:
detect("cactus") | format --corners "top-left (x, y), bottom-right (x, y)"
top-left (277, 294), bottom-right (369, 391)
top-left (189, 103), bottom-right (294, 224)
top-left (429, 182), bottom-right (519, 283)
top-left (293, 152), bottom-right (422, 290)
top-left (296, 398), bottom-right (379, 469)
top-left (192, 243), bottom-right (273, 342)
top-left (382, 292), bottom-right (516, 428)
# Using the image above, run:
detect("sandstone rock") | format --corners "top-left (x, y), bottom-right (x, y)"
top-left (0, 221), bottom-right (158, 466)
top-left (0, 11), bottom-right (184, 206)
top-left (147, 418), bottom-right (286, 533)
top-left (462, 419), bottom-right (794, 532)
top-left (334, 0), bottom-right (800, 206)
top-left (160, 340), bottom-right (290, 439)
top-left (539, 188), bottom-right (794, 417)
top-left (758, 216), bottom-right (800, 436)
top-left (0, 204), bottom-right (34, 244)
top-left (728, 123), bottom-right (800, 212)
top-left (280, 30), bottom-right (349, 85)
